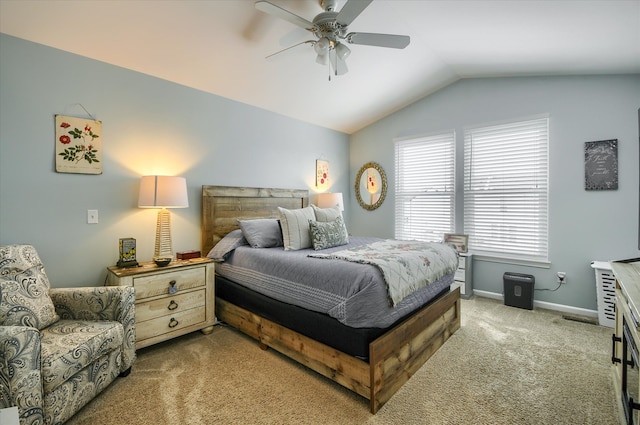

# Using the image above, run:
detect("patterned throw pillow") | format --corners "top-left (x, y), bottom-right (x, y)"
top-left (0, 264), bottom-right (59, 329)
top-left (309, 216), bottom-right (349, 250)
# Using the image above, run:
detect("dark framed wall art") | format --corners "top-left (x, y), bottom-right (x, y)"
top-left (584, 139), bottom-right (618, 190)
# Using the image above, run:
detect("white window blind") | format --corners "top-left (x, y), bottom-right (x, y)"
top-left (395, 132), bottom-right (455, 242)
top-left (463, 117), bottom-right (549, 262)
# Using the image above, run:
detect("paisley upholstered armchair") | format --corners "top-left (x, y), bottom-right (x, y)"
top-left (0, 245), bottom-right (136, 425)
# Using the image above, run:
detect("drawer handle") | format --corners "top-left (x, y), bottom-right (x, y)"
top-left (168, 300), bottom-right (179, 311)
top-left (168, 317), bottom-right (179, 328)
top-left (612, 334), bottom-right (621, 364)
top-left (168, 280), bottom-right (178, 294)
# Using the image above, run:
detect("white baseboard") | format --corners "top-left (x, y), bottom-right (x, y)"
top-left (472, 289), bottom-right (599, 319)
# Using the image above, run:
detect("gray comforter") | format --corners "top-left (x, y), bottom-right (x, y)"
top-left (210, 232), bottom-right (457, 328)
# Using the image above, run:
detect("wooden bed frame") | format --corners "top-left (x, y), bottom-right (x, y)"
top-left (202, 185), bottom-right (461, 413)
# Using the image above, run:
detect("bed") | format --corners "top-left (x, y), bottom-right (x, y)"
top-left (201, 185), bottom-right (461, 413)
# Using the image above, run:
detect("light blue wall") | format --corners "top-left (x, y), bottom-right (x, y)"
top-left (3, 33), bottom-right (639, 313)
top-left (0, 34), bottom-right (349, 287)
top-left (350, 75), bottom-right (640, 311)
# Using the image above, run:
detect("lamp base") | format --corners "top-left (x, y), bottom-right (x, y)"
top-left (154, 209), bottom-right (174, 261)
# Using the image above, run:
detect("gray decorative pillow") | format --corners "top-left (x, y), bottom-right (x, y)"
top-left (238, 219), bottom-right (283, 248)
top-left (0, 264), bottom-right (59, 329)
top-left (312, 204), bottom-right (342, 222)
top-left (206, 229), bottom-right (249, 262)
top-left (309, 216), bottom-right (349, 250)
top-left (278, 206), bottom-right (316, 251)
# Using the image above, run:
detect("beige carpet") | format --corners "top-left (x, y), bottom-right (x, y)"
top-left (66, 296), bottom-right (618, 425)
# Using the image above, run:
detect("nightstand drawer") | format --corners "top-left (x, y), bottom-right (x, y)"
top-left (136, 289), bottom-right (206, 323)
top-left (452, 253), bottom-right (472, 299)
top-left (133, 267), bottom-right (205, 299)
top-left (136, 306), bottom-right (206, 341)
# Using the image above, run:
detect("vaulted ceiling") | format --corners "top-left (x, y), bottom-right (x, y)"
top-left (1, 0), bottom-right (639, 134)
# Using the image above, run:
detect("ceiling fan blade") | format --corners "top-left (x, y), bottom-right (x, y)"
top-left (335, 0), bottom-right (373, 27)
top-left (255, 0), bottom-right (314, 30)
top-left (266, 40), bottom-right (315, 59)
top-left (346, 32), bottom-right (410, 49)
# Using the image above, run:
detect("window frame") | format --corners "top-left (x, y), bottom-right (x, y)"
top-left (394, 131), bottom-right (456, 243)
top-left (463, 115), bottom-right (550, 265)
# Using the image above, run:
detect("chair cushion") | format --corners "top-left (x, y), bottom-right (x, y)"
top-left (0, 244), bottom-right (47, 274)
top-left (40, 319), bottom-right (124, 393)
top-left (0, 265), bottom-right (59, 329)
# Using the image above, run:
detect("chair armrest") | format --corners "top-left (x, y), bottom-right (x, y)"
top-left (0, 326), bottom-right (45, 424)
top-left (49, 286), bottom-right (137, 371)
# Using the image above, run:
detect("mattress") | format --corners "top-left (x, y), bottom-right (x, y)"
top-left (211, 233), bottom-right (457, 328)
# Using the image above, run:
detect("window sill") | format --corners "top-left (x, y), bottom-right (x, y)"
top-left (471, 254), bottom-right (551, 269)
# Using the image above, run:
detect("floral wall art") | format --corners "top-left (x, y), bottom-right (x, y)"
top-left (316, 159), bottom-right (330, 190)
top-left (55, 114), bottom-right (102, 174)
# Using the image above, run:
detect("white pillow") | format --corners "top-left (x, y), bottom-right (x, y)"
top-left (311, 204), bottom-right (343, 222)
top-left (278, 206), bottom-right (315, 251)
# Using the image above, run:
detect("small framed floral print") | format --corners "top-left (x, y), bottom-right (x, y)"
top-left (55, 114), bottom-right (102, 174)
top-left (316, 159), bottom-right (329, 190)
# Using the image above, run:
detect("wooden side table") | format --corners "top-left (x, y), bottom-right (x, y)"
top-left (106, 258), bottom-right (215, 349)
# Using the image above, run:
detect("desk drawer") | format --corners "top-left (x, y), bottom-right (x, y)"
top-left (133, 267), bottom-right (205, 299)
top-left (136, 289), bottom-right (206, 323)
top-left (136, 306), bottom-right (206, 341)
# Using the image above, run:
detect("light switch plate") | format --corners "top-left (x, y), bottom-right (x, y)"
top-left (87, 209), bottom-right (99, 224)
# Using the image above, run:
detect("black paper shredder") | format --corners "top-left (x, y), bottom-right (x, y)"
top-left (503, 272), bottom-right (535, 310)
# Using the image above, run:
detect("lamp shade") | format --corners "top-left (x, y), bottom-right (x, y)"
top-left (138, 176), bottom-right (188, 208)
top-left (317, 192), bottom-right (344, 211)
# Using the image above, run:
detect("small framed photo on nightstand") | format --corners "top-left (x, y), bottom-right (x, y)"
top-left (117, 238), bottom-right (139, 268)
top-left (444, 233), bottom-right (468, 253)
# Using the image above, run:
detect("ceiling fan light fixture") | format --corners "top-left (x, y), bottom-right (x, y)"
top-left (314, 37), bottom-right (330, 54)
top-left (316, 52), bottom-right (329, 65)
top-left (335, 42), bottom-right (351, 61)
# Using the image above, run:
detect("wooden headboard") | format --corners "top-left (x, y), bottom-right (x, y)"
top-left (201, 185), bottom-right (309, 255)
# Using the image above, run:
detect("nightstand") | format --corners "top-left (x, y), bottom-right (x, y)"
top-left (453, 253), bottom-right (473, 299)
top-left (106, 258), bottom-right (215, 349)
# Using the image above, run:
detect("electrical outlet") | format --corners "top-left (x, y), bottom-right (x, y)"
top-left (87, 209), bottom-right (99, 224)
top-left (556, 271), bottom-right (566, 284)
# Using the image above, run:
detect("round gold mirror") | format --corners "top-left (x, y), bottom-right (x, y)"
top-left (355, 162), bottom-right (387, 211)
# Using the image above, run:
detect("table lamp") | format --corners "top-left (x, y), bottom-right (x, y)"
top-left (138, 175), bottom-right (188, 266)
top-left (316, 192), bottom-right (344, 211)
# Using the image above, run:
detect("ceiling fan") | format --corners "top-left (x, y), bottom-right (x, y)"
top-left (255, 0), bottom-right (410, 77)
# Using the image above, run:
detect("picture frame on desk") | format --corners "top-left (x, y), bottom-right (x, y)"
top-left (117, 237), bottom-right (138, 268)
top-left (444, 233), bottom-right (468, 253)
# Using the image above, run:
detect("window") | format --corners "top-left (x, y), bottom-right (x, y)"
top-left (394, 132), bottom-right (455, 242)
top-left (463, 117), bottom-right (549, 262)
